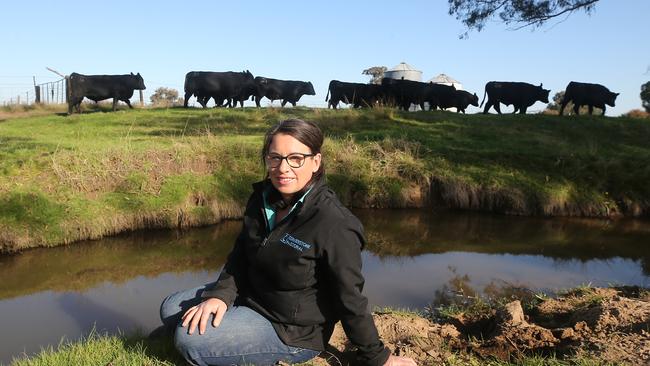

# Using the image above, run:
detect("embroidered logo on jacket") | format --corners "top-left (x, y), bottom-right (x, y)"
top-left (279, 233), bottom-right (312, 252)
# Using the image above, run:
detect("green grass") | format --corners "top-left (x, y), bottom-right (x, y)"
top-left (1, 107), bottom-right (649, 252)
top-left (8, 330), bottom-right (183, 366)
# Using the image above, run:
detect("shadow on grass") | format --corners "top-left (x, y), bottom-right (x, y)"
top-left (123, 331), bottom-right (186, 365)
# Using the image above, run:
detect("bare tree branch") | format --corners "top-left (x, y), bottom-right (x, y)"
top-left (449, 0), bottom-right (600, 38)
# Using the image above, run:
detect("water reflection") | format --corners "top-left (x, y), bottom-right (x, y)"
top-left (1, 210), bottom-right (649, 363)
top-left (356, 209), bottom-right (650, 273)
top-left (0, 220), bottom-right (240, 300)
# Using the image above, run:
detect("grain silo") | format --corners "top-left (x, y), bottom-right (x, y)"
top-left (428, 73), bottom-right (463, 90)
top-left (384, 62), bottom-right (422, 81)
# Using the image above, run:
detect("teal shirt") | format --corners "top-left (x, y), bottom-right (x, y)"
top-left (263, 187), bottom-right (312, 231)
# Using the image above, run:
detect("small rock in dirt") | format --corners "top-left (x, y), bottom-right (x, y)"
top-left (439, 324), bottom-right (460, 338)
top-left (499, 300), bottom-right (526, 325)
top-left (553, 327), bottom-right (577, 340)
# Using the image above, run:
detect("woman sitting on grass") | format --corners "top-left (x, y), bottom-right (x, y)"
top-left (160, 118), bottom-right (417, 366)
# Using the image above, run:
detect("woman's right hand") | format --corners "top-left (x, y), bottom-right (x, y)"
top-left (181, 297), bottom-right (228, 335)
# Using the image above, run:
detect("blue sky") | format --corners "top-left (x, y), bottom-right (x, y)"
top-left (1, 0), bottom-right (648, 115)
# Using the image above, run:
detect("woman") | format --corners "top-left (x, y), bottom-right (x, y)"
top-left (160, 119), bottom-right (417, 366)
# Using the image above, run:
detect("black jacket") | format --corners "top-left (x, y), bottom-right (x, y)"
top-left (202, 178), bottom-right (390, 366)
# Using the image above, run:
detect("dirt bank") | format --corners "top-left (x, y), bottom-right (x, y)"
top-left (311, 287), bottom-right (650, 365)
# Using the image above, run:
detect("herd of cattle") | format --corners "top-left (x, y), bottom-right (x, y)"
top-left (66, 70), bottom-right (620, 116)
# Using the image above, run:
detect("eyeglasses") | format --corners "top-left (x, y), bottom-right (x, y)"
top-left (265, 153), bottom-right (315, 168)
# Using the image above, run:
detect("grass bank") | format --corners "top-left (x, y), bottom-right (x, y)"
top-left (1, 107), bottom-right (649, 252)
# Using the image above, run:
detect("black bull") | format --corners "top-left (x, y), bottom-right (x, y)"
top-left (67, 72), bottom-right (146, 114)
top-left (560, 81), bottom-right (619, 116)
top-left (183, 71), bottom-right (255, 108)
top-left (252, 77), bottom-right (315, 107)
top-left (480, 81), bottom-right (550, 114)
top-left (326, 80), bottom-right (384, 109)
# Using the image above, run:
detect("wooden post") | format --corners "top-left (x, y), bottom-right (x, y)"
top-left (35, 85), bottom-right (41, 104)
top-left (65, 76), bottom-right (70, 105)
top-left (139, 90), bottom-right (144, 107)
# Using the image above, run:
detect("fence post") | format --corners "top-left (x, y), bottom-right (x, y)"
top-left (139, 90), bottom-right (144, 107)
top-left (35, 86), bottom-right (41, 104)
top-left (65, 76), bottom-right (70, 105)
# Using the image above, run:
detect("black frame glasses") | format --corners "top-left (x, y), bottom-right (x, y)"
top-left (265, 153), bottom-right (315, 168)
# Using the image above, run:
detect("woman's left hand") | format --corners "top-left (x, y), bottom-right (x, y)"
top-left (383, 355), bottom-right (418, 366)
top-left (181, 297), bottom-right (228, 335)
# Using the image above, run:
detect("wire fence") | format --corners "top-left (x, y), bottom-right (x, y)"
top-left (34, 78), bottom-right (66, 104)
top-left (1, 77), bottom-right (67, 106)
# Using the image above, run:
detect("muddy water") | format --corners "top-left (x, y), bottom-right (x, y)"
top-left (1, 210), bottom-right (649, 364)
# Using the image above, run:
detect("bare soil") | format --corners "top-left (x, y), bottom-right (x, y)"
top-left (312, 287), bottom-right (650, 365)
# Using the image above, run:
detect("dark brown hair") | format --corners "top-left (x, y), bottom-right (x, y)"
top-left (262, 119), bottom-right (325, 207)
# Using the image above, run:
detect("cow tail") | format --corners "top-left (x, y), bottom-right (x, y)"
top-left (479, 85), bottom-right (488, 108)
top-left (325, 87), bottom-right (330, 102)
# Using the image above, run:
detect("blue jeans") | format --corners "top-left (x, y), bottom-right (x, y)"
top-left (160, 284), bottom-right (320, 366)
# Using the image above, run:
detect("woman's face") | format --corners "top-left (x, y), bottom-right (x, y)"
top-left (266, 133), bottom-right (321, 201)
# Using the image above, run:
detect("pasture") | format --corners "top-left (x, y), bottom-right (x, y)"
top-left (1, 106), bottom-right (649, 252)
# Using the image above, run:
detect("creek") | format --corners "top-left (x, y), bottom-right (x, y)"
top-left (1, 209), bottom-right (648, 364)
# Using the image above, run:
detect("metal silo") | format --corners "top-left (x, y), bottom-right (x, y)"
top-left (428, 73), bottom-right (463, 90)
top-left (384, 62), bottom-right (422, 81)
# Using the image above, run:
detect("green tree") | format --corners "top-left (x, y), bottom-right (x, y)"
top-left (362, 66), bottom-right (387, 85)
top-left (150, 87), bottom-right (182, 107)
top-left (448, 0), bottom-right (599, 37)
top-left (641, 81), bottom-right (650, 113)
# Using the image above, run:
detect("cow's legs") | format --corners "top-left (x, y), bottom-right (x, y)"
top-left (183, 92), bottom-right (192, 107)
top-left (601, 105), bottom-right (606, 116)
top-left (519, 106), bottom-right (528, 114)
top-left (255, 96), bottom-right (262, 108)
top-left (559, 99), bottom-right (569, 116)
top-left (573, 104), bottom-right (580, 115)
top-left (112, 98), bottom-right (118, 111)
top-left (124, 99), bottom-right (133, 109)
top-left (493, 103), bottom-right (502, 114)
top-left (588, 105), bottom-right (594, 115)
top-left (198, 97), bottom-right (208, 108)
top-left (482, 100), bottom-right (492, 114)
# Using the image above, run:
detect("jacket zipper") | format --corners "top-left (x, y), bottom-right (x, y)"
top-left (259, 198), bottom-right (304, 247)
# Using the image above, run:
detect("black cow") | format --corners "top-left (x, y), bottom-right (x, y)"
top-left (560, 81), bottom-right (619, 116)
top-left (67, 72), bottom-right (146, 114)
top-left (480, 81), bottom-right (550, 114)
top-left (252, 77), bottom-right (315, 107)
top-left (437, 90), bottom-right (479, 113)
top-left (381, 78), bottom-right (431, 111)
top-left (424, 83), bottom-right (457, 111)
top-left (326, 80), bottom-right (383, 109)
top-left (381, 78), bottom-right (459, 111)
top-left (183, 70), bottom-right (255, 108)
